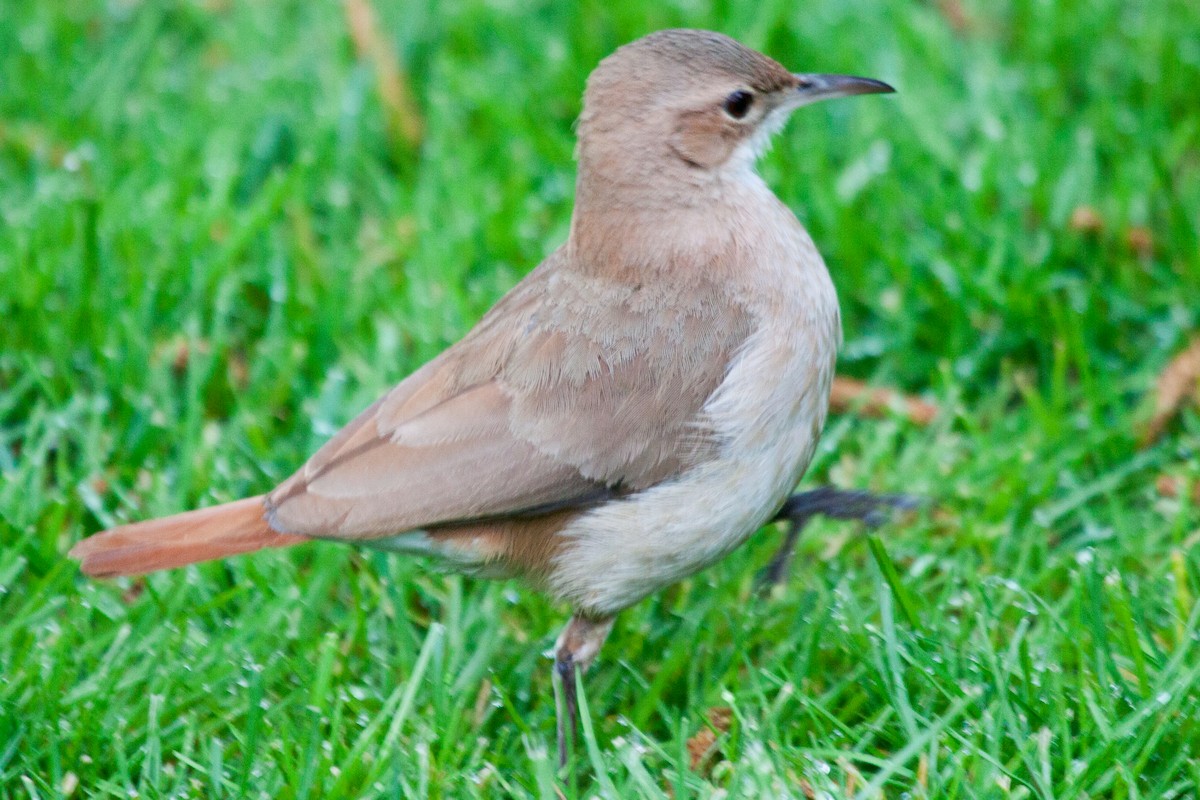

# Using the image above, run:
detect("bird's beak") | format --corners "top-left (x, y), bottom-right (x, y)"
top-left (791, 73), bottom-right (896, 102)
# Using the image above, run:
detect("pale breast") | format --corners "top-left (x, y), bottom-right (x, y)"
top-left (545, 217), bottom-right (841, 617)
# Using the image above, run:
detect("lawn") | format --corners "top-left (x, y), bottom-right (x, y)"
top-left (2, 0), bottom-right (1199, 797)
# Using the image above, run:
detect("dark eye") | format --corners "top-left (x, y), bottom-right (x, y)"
top-left (723, 90), bottom-right (754, 119)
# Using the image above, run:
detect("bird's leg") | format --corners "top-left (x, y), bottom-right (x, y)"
top-left (757, 486), bottom-right (921, 591)
top-left (552, 613), bottom-right (614, 769)
top-left (758, 516), bottom-right (807, 591)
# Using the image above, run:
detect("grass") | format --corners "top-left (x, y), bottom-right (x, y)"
top-left (2, 0), bottom-right (1199, 796)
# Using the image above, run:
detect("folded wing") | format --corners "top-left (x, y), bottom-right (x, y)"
top-left (266, 252), bottom-right (754, 540)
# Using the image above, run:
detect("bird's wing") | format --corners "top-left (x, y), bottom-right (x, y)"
top-left (266, 251), bottom-right (753, 539)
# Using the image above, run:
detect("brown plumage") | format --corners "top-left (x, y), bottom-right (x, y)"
top-left (70, 497), bottom-right (303, 578)
top-left (264, 249), bottom-right (753, 540)
top-left (68, 29), bottom-right (895, 767)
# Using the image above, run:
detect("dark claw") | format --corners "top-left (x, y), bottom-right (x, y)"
top-left (555, 656), bottom-right (578, 769)
top-left (756, 487), bottom-right (923, 593)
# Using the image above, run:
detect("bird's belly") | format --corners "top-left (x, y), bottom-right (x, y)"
top-left (546, 316), bottom-right (838, 616)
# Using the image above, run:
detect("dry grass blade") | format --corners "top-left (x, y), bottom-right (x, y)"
top-left (829, 376), bottom-right (939, 425)
top-left (342, 0), bottom-right (423, 149)
top-left (1140, 338), bottom-right (1200, 446)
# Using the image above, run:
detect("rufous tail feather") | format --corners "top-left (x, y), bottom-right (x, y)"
top-left (69, 495), bottom-right (306, 578)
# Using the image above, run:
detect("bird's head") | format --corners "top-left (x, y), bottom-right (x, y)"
top-left (577, 29), bottom-right (894, 177)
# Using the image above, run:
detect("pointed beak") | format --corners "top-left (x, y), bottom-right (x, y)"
top-left (792, 73), bottom-right (896, 102)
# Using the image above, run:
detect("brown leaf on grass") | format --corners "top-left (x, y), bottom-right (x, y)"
top-left (1140, 339), bottom-right (1200, 446)
top-left (1157, 474), bottom-right (1200, 503)
top-left (937, 0), bottom-right (973, 34)
top-left (686, 728), bottom-right (717, 772)
top-left (686, 706), bottom-right (733, 773)
top-left (228, 350), bottom-right (250, 390)
top-left (172, 341), bottom-right (191, 375)
top-left (1069, 205), bottom-right (1104, 235)
top-left (706, 706), bottom-right (732, 732)
top-left (154, 336), bottom-right (211, 376)
top-left (121, 579), bottom-right (146, 604)
top-left (830, 376), bottom-right (939, 425)
top-left (0, 121), bottom-right (70, 166)
top-left (1126, 226), bottom-right (1155, 258)
top-left (343, 0), bottom-right (423, 150)
top-left (209, 219), bottom-right (230, 243)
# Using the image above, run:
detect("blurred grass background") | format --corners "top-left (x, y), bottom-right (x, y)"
top-left (2, 0), bottom-right (1199, 797)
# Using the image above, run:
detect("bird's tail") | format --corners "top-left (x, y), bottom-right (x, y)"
top-left (69, 495), bottom-right (306, 578)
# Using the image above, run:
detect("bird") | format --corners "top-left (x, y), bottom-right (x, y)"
top-left (70, 29), bottom-right (896, 766)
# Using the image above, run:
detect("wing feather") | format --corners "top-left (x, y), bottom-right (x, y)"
top-left (266, 249), bottom-right (754, 540)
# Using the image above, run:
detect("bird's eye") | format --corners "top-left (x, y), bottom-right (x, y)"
top-left (723, 90), bottom-right (754, 119)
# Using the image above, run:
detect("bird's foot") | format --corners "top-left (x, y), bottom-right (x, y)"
top-left (552, 613), bottom-right (614, 769)
top-left (756, 486), bottom-right (922, 592)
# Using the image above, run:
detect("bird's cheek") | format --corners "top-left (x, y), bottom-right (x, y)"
top-left (669, 111), bottom-right (740, 169)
